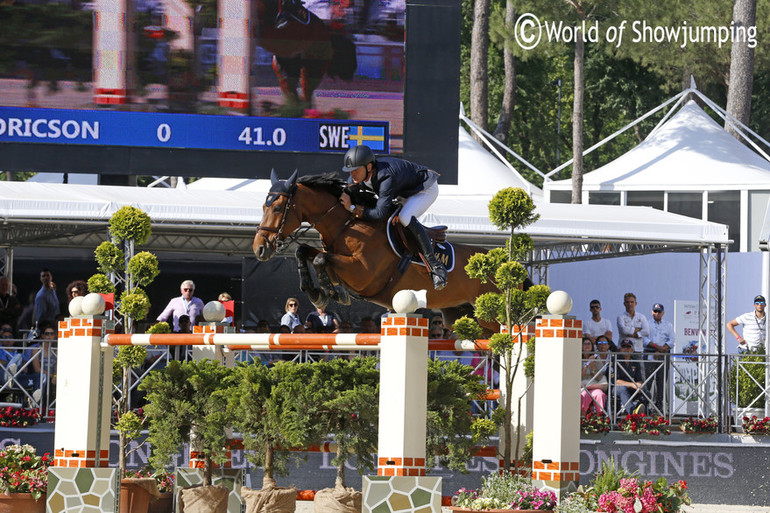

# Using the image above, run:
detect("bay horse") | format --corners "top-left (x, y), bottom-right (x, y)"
top-left (253, 171), bottom-right (498, 323)
top-left (256, 0), bottom-right (357, 107)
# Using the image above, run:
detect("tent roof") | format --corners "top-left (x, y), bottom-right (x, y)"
top-left (0, 179), bottom-right (728, 257)
top-left (547, 100), bottom-right (770, 192)
top-left (185, 126), bottom-right (544, 199)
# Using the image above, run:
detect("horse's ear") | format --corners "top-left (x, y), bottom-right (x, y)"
top-left (288, 169), bottom-right (299, 185)
top-left (270, 168), bottom-right (279, 185)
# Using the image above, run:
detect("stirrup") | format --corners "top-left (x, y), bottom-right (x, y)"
top-left (430, 266), bottom-right (447, 290)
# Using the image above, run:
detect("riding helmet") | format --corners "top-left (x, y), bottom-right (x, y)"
top-left (342, 145), bottom-right (375, 172)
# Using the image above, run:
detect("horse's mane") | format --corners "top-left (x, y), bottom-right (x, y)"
top-left (297, 173), bottom-right (346, 197)
top-left (297, 173), bottom-right (378, 208)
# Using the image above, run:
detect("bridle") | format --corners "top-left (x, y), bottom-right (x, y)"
top-left (256, 185), bottom-right (350, 254)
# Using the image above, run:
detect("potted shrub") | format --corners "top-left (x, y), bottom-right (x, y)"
top-left (742, 415), bottom-right (770, 435)
top-left (0, 444), bottom-right (50, 513)
top-left (305, 357), bottom-right (379, 512)
top-left (140, 359), bottom-right (234, 513)
top-left (453, 188), bottom-right (550, 472)
top-left (228, 361), bottom-right (318, 513)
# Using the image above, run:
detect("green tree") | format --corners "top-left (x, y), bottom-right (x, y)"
top-left (307, 357), bottom-right (379, 488)
top-left (426, 359), bottom-right (496, 471)
top-left (141, 359), bottom-right (234, 486)
top-left (228, 361), bottom-right (319, 489)
top-left (453, 188), bottom-right (549, 473)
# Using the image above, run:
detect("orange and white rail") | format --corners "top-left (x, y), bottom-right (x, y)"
top-left (104, 333), bottom-right (491, 352)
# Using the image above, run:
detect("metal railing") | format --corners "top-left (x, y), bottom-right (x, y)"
top-left (0, 339), bottom-right (57, 419)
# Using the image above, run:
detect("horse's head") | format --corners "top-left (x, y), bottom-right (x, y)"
top-left (253, 169), bottom-right (300, 261)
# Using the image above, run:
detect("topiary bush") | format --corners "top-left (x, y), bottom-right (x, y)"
top-left (109, 206), bottom-right (152, 244)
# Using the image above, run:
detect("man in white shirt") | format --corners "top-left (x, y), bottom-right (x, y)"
top-left (584, 299), bottom-right (614, 345)
top-left (616, 292), bottom-right (650, 354)
top-left (727, 294), bottom-right (766, 351)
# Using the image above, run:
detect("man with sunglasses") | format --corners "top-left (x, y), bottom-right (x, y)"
top-left (157, 280), bottom-right (205, 332)
top-left (584, 299), bottom-right (613, 346)
top-left (727, 294), bottom-right (767, 350)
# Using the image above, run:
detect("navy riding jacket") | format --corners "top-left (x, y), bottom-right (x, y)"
top-left (348, 157), bottom-right (439, 221)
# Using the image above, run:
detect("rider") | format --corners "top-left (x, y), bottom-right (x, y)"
top-left (339, 145), bottom-right (448, 290)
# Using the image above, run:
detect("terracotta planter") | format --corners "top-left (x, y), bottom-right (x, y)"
top-left (121, 479), bottom-right (152, 513)
top-left (448, 507), bottom-right (553, 513)
top-left (0, 493), bottom-right (46, 513)
top-left (148, 492), bottom-right (174, 513)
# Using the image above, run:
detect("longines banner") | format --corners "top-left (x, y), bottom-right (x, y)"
top-left (3, 430), bottom-right (769, 506)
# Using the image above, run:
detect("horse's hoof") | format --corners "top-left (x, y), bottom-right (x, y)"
top-left (334, 286), bottom-right (351, 306)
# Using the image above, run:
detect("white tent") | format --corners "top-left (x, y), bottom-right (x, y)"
top-left (185, 126), bottom-right (544, 199)
top-left (545, 100), bottom-right (770, 251)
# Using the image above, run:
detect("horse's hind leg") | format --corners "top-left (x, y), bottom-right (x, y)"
top-left (296, 245), bottom-right (329, 308)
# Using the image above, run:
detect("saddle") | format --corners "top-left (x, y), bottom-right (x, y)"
top-left (386, 213), bottom-right (455, 273)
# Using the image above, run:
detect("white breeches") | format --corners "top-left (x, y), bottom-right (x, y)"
top-left (398, 182), bottom-right (439, 226)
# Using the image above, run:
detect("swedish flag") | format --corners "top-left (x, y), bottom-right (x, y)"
top-left (347, 125), bottom-right (386, 151)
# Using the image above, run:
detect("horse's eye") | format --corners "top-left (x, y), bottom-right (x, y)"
top-left (273, 204), bottom-right (282, 213)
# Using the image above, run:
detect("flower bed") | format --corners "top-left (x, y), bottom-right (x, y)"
top-left (581, 411), bottom-right (611, 434)
top-left (0, 407), bottom-right (41, 428)
top-left (453, 473), bottom-right (556, 511)
top-left (617, 413), bottom-right (670, 435)
top-left (679, 416), bottom-right (717, 433)
top-left (742, 415), bottom-right (770, 434)
top-left (0, 444), bottom-right (51, 500)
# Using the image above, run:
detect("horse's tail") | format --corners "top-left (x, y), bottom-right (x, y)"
top-left (328, 34), bottom-right (357, 81)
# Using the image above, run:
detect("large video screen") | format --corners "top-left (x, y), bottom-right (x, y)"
top-left (0, 0), bottom-right (458, 181)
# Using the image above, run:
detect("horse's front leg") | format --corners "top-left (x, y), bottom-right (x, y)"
top-left (273, 56), bottom-right (301, 105)
top-left (295, 245), bottom-right (329, 309)
top-left (312, 252), bottom-right (351, 306)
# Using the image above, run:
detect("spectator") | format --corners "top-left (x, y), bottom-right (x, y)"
top-left (255, 320), bottom-right (271, 333)
top-left (218, 292), bottom-right (234, 325)
top-left (429, 325), bottom-right (445, 339)
top-left (65, 280), bottom-right (88, 304)
top-left (28, 322), bottom-right (57, 403)
top-left (1, 324), bottom-right (23, 386)
top-left (177, 315), bottom-right (192, 334)
top-left (584, 299), bottom-right (613, 344)
top-left (727, 294), bottom-right (766, 351)
top-left (280, 298), bottom-right (302, 332)
top-left (646, 303), bottom-right (673, 412)
top-left (359, 316), bottom-right (378, 334)
top-left (580, 337), bottom-right (607, 415)
top-left (616, 292), bottom-right (649, 353)
top-left (156, 280), bottom-right (205, 332)
top-left (0, 277), bottom-right (22, 331)
top-left (305, 306), bottom-right (340, 333)
top-left (596, 334), bottom-right (616, 354)
top-left (34, 269), bottom-right (60, 326)
top-left (615, 339), bottom-right (647, 415)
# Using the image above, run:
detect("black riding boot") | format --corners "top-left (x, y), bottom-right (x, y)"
top-left (406, 218), bottom-right (447, 290)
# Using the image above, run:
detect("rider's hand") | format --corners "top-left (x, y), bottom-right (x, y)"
top-left (340, 192), bottom-right (352, 210)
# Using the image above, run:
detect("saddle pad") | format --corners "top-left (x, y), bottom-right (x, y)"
top-left (386, 214), bottom-right (455, 272)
